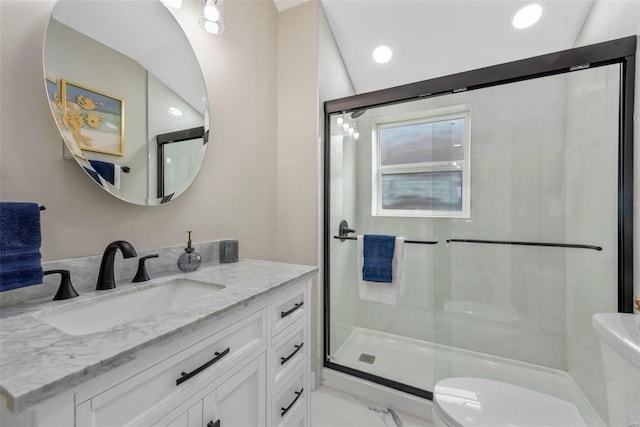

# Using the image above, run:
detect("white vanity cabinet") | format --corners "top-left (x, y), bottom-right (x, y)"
top-left (1, 275), bottom-right (312, 427)
top-left (152, 353), bottom-right (266, 427)
top-left (75, 308), bottom-right (267, 427)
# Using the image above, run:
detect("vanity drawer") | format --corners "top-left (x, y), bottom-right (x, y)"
top-left (271, 280), bottom-right (309, 337)
top-left (76, 310), bottom-right (265, 427)
top-left (272, 317), bottom-right (307, 387)
top-left (272, 365), bottom-right (307, 427)
top-left (276, 397), bottom-right (307, 427)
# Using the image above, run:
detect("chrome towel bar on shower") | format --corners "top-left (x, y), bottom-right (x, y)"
top-left (446, 238), bottom-right (602, 251)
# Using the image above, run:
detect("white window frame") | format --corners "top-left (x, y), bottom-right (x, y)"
top-left (371, 105), bottom-right (471, 218)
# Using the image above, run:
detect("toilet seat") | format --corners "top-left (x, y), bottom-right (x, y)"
top-left (433, 377), bottom-right (587, 427)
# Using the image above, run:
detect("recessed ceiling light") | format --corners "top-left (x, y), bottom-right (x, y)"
top-left (373, 45), bottom-right (392, 64)
top-left (512, 2), bottom-right (543, 29)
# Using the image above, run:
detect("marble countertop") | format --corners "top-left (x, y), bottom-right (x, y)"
top-left (0, 259), bottom-right (317, 414)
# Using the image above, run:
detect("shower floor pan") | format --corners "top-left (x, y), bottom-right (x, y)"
top-left (331, 327), bottom-right (605, 426)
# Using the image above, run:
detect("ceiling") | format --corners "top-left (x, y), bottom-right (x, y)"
top-left (278, 0), bottom-right (595, 94)
top-left (273, 0), bottom-right (310, 12)
top-left (54, 0), bottom-right (596, 101)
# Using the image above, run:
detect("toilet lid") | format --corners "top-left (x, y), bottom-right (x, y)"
top-left (433, 377), bottom-right (587, 427)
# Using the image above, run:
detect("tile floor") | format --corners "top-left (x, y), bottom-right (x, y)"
top-left (310, 386), bottom-right (434, 427)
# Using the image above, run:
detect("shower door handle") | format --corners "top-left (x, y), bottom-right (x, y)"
top-left (338, 220), bottom-right (356, 239)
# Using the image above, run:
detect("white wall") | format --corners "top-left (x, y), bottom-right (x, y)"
top-left (0, 0), bottom-right (280, 262)
top-left (277, 0), bottom-right (321, 377)
top-left (276, 1), bottom-right (319, 271)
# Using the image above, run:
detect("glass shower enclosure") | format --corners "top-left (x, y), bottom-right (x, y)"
top-left (323, 37), bottom-right (635, 424)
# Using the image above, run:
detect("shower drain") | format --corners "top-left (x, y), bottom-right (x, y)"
top-left (358, 353), bottom-right (376, 364)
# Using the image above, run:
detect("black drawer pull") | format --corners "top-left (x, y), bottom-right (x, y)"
top-left (176, 347), bottom-right (230, 386)
top-left (280, 388), bottom-right (304, 417)
top-left (207, 420), bottom-right (220, 427)
top-left (281, 301), bottom-right (303, 318)
top-left (280, 343), bottom-right (304, 366)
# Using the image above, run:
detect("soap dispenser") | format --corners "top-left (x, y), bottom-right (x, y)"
top-left (177, 231), bottom-right (202, 272)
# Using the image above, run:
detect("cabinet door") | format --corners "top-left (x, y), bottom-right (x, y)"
top-left (202, 354), bottom-right (266, 427)
top-left (162, 401), bottom-right (203, 427)
top-left (75, 310), bottom-right (265, 427)
top-left (271, 365), bottom-right (307, 427)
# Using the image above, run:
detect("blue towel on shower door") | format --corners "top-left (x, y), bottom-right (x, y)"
top-left (0, 202), bottom-right (43, 291)
top-left (362, 234), bottom-right (396, 283)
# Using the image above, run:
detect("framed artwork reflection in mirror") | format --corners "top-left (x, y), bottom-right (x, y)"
top-left (60, 79), bottom-right (124, 156)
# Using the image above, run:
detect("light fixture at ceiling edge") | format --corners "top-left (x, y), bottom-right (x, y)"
top-left (200, 0), bottom-right (225, 34)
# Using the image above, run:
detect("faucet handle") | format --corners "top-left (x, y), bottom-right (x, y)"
top-left (45, 270), bottom-right (79, 300)
top-left (132, 254), bottom-right (159, 282)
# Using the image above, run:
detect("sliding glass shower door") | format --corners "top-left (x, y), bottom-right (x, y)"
top-left (323, 37), bottom-right (635, 423)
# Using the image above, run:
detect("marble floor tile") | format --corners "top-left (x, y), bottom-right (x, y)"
top-left (310, 386), bottom-right (434, 427)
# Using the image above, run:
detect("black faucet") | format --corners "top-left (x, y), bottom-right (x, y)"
top-left (96, 240), bottom-right (137, 290)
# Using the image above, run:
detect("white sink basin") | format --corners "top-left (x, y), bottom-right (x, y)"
top-left (35, 278), bottom-right (225, 335)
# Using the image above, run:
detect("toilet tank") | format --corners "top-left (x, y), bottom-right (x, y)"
top-left (592, 313), bottom-right (640, 427)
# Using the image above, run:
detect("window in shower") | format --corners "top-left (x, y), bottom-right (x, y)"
top-left (372, 107), bottom-right (470, 217)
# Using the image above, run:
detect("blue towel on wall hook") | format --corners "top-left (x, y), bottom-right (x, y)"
top-left (0, 202), bottom-right (43, 291)
top-left (362, 234), bottom-right (396, 283)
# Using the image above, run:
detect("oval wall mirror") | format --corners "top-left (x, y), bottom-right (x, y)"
top-left (43, 0), bottom-right (209, 206)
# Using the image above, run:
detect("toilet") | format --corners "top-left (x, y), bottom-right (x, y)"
top-left (432, 377), bottom-right (587, 427)
top-left (592, 313), bottom-right (640, 427)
